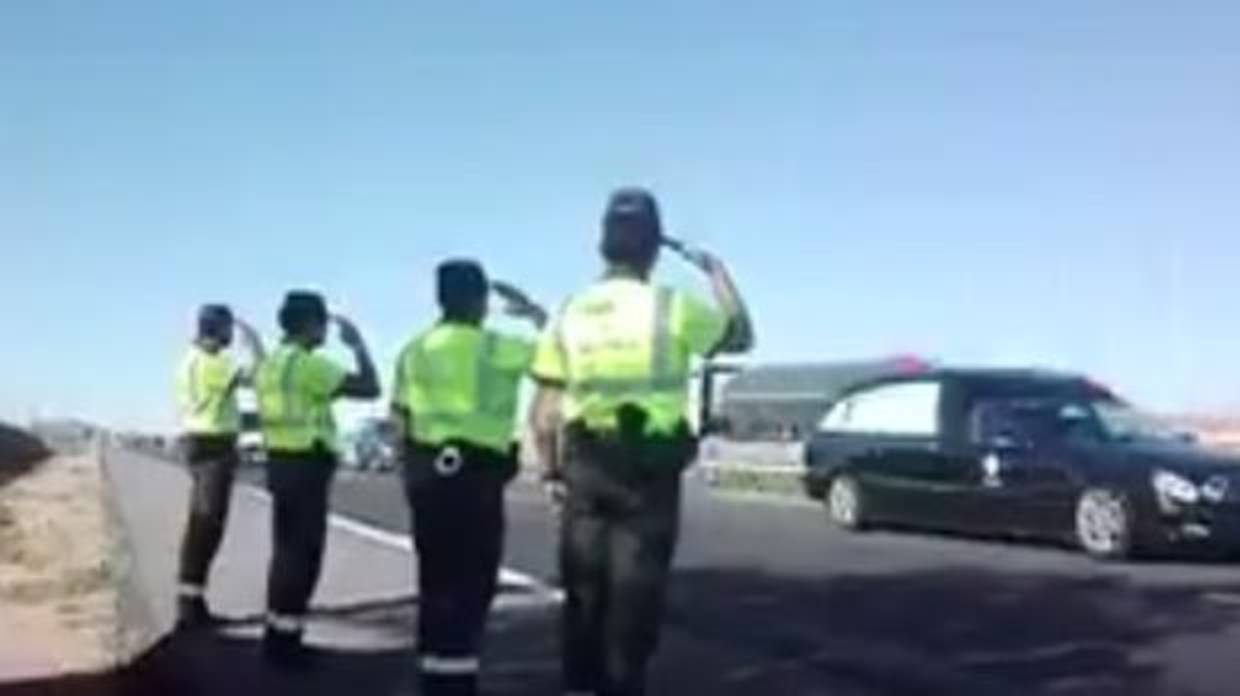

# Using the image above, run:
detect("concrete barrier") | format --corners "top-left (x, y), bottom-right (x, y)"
top-left (97, 443), bottom-right (162, 669)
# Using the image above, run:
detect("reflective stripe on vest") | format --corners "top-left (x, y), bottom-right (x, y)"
top-left (258, 347), bottom-right (328, 450)
top-left (264, 350), bottom-right (306, 428)
top-left (563, 286), bottom-right (677, 398)
top-left (475, 332), bottom-right (508, 416)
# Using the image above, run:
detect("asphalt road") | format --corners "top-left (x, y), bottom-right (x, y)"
top-left (303, 466), bottom-right (1240, 696)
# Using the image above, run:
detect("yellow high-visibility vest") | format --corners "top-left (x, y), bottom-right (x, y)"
top-left (532, 277), bottom-right (727, 435)
top-left (175, 345), bottom-right (240, 435)
top-left (255, 343), bottom-right (347, 453)
top-left (393, 324), bottom-right (535, 455)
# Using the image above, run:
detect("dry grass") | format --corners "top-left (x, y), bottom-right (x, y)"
top-left (0, 454), bottom-right (120, 678)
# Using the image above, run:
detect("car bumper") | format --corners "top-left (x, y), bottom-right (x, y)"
top-left (1152, 504), bottom-right (1240, 550)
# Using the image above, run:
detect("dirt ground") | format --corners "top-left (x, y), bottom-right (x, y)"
top-left (0, 453), bottom-right (120, 680)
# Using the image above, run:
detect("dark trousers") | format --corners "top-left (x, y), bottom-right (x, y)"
top-left (404, 440), bottom-right (514, 696)
top-left (177, 436), bottom-right (238, 593)
top-left (265, 449), bottom-right (336, 634)
top-left (560, 426), bottom-right (691, 696)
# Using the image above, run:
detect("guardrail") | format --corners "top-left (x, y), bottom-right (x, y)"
top-left (696, 439), bottom-right (807, 497)
top-left (97, 441), bottom-right (162, 669)
top-left (697, 463), bottom-right (806, 498)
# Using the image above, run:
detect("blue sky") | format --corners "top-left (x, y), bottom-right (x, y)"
top-left (3, 1), bottom-right (1239, 429)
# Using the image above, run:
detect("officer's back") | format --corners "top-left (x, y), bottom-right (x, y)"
top-left (528, 187), bottom-right (755, 696)
top-left (391, 260), bottom-right (547, 696)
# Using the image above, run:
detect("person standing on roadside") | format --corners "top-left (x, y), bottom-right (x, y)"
top-left (173, 304), bottom-right (265, 630)
top-left (254, 290), bottom-right (380, 668)
top-left (391, 260), bottom-right (548, 696)
top-left (528, 188), bottom-right (755, 696)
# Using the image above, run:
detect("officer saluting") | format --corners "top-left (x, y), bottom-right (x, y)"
top-left (391, 260), bottom-right (547, 696)
top-left (173, 304), bottom-right (264, 630)
top-left (255, 291), bottom-right (380, 668)
top-left (529, 188), bottom-right (754, 695)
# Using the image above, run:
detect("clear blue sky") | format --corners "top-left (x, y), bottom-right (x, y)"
top-left (4, 1), bottom-right (1239, 430)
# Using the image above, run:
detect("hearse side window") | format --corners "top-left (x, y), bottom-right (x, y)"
top-left (969, 399), bottom-right (1049, 446)
top-left (968, 397), bottom-right (1104, 447)
top-left (819, 381), bottom-right (942, 436)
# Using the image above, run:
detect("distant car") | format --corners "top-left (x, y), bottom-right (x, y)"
top-left (235, 388), bottom-right (267, 466)
top-left (804, 368), bottom-right (1240, 559)
top-left (238, 409), bottom-right (266, 466)
top-left (343, 418), bottom-right (397, 473)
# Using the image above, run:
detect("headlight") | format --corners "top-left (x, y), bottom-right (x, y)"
top-left (1152, 469), bottom-right (1200, 509)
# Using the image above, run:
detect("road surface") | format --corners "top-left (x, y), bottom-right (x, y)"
top-left (71, 450), bottom-right (1240, 696)
top-left (89, 451), bottom-right (877, 695)
top-left (324, 467), bottom-right (1240, 696)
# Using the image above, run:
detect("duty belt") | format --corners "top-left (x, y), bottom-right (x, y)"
top-left (433, 445), bottom-right (465, 477)
top-left (564, 419), bottom-right (698, 482)
top-left (404, 439), bottom-right (519, 486)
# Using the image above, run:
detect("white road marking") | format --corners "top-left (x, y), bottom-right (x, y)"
top-left (237, 483), bottom-right (565, 605)
top-left (1205, 592), bottom-right (1240, 607)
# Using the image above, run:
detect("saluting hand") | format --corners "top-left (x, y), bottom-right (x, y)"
top-left (493, 280), bottom-right (549, 327)
top-left (493, 281), bottom-right (533, 313)
top-left (675, 244), bottom-right (723, 274)
top-left (232, 317), bottom-right (267, 363)
top-left (333, 315), bottom-right (365, 349)
top-left (234, 318), bottom-right (258, 338)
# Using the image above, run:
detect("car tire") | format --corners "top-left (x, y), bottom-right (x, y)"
top-left (826, 474), bottom-right (867, 531)
top-left (1075, 488), bottom-right (1135, 560)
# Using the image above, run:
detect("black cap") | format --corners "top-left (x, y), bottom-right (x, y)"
top-left (601, 187), bottom-right (662, 264)
top-left (437, 259), bottom-right (488, 315)
top-left (278, 290), bottom-right (328, 334)
top-left (604, 188), bottom-right (662, 233)
top-left (197, 304), bottom-right (233, 339)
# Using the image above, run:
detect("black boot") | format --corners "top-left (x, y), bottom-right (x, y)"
top-left (262, 627), bottom-right (315, 671)
top-left (174, 596), bottom-right (219, 632)
top-left (419, 672), bottom-right (478, 696)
